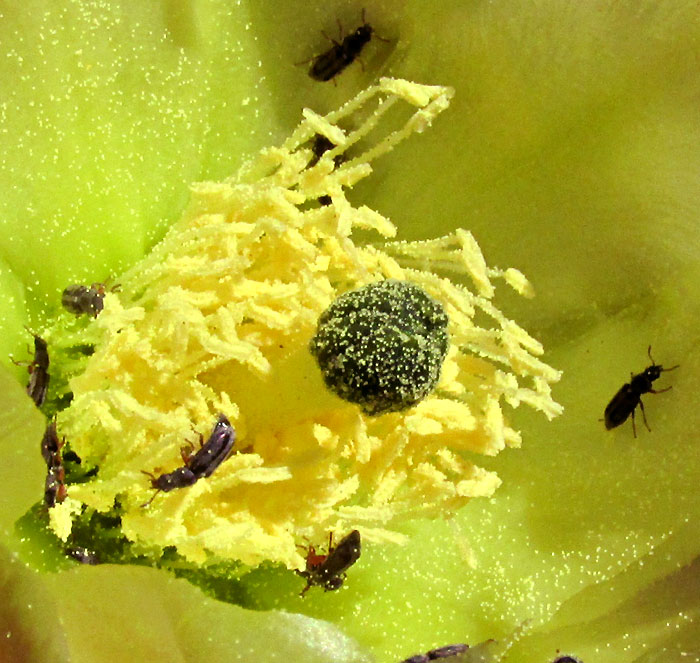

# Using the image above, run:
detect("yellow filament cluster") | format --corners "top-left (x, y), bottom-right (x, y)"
top-left (49, 78), bottom-right (562, 570)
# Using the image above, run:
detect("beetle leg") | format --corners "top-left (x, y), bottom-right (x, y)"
top-left (294, 55), bottom-right (315, 66)
top-left (140, 487), bottom-right (161, 508)
top-left (631, 408), bottom-right (637, 438)
top-left (180, 431), bottom-right (203, 464)
top-left (140, 470), bottom-right (161, 507)
top-left (650, 386), bottom-right (672, 394)
top-left (140, 469), bottom-right (157, 482)
top-left (321, 30), bottom-right (341, 46)
top-left (180, 445), bottom-right (193, 465)
top-left (638, 398), bottom-right (651, 432)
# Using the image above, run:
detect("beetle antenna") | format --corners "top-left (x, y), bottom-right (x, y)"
top-left (140, 489), bottom-right (160, 508)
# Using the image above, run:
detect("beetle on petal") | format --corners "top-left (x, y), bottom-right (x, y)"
top-left (603, 346), bottom-right (679, 437)
top-left (298, 529), bottom-right (361, 596)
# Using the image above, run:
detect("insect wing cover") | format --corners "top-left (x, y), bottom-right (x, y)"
top-left (188, 414), bottom-right (236, 478)
top-left (603, 383), bottom-right (634, 429)
top-left (319, 529), bottom-right (361, 577)
top-left (41, 418), bottom-right (61, 466)
top-left (427, 645), bottom-right (470, 659)
top-left (26, 334), bottom-right (50, 407)
top-left (309, 44), bottom-right (346, 82)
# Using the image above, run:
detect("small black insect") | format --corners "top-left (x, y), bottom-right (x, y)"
top-left (12, 329), bottom-right (50, 408)
top-left (603, 346), bottom-right (679, 437)
top-left (307, 134), bottom-right (347, 206)
top-left (309, 134), bottom-right (337, 168)
top-left (41, 418), bottom-right (67, 508)
top-left (62, 282), bottom-right (119, 318)
top-left (66, 546), bottom-right (100, 565)
top-left (400, 644), bottom-right (470, 663)
top-left (298, 529), bottom-right (361, 596)
top-left (141, 414), bottom-right (236, 506)
top-left (307, 11), bottom-right (375, 82)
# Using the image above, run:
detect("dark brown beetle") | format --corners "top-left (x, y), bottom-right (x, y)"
top-left (142, 414), bottom-right (236, 506)
top-left (603, 346), bottom-right (679, 437)
top-left (552, 657), bottom-right (583, 663)
top-left (41, 416), bottom-right (61, 466)
top-left (400, 644), bottom-right (469, 663)
top-left (298, 529), bottom-right (361, 596)
top-left (308, 11), bottom-right (375, 82)
top-left (62, 282), bottom-right (119, 318)
top-left (11, 329), bottom-right (50, 408)
top-left (41, 418), bottom-right (67, 508)
top-left (44, 467), bottom-right (67, 508)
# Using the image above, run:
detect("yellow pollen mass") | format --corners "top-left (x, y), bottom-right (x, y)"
top-left (47, 78), bottom-right (562, 572)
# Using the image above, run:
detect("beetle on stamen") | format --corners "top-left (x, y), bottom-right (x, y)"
top-left (41, 417), bottom-right (67, 508)
top-left (141, 414), bottom-right (236, 506)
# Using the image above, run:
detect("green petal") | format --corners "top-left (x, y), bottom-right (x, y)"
top-left (0, 543), bottom-right (371, 663)
top-left (0, 0), bottom-right (279, 312)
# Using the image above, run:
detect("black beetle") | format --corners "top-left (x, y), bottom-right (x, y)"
top-left (142, 414), bottom-right (236, 506)
top-left (12, 329), bottom-right (50, 408)
top-left (603, 346), bottom-right (679, 437)
top-left (400, 644), bottom-right (470, 663)
top-left (308, 11), bottom-right (375, 82)
top-left (298, 529), bottom-right (361, 596)
top-left (307, 134), bottom-right (347, 205)
top-left (308, 134), bottom-right (337, 167)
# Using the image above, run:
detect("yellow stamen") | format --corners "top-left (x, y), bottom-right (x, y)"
top-left (50, 78), bottom-right (562, 571)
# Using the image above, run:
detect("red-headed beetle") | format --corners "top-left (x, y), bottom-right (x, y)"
top-left (62, 282), bottom-right (120, 318)
top-left (298, 529), bottom-right (361, 596)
